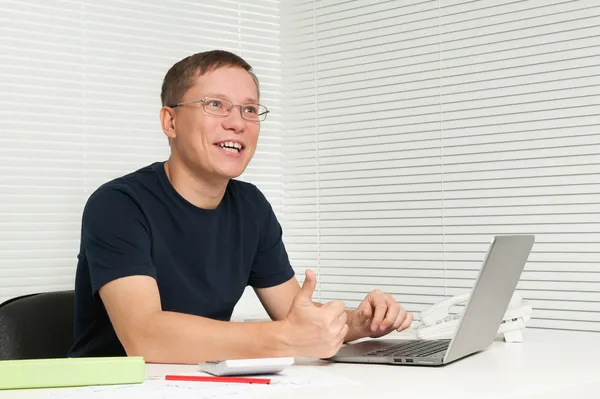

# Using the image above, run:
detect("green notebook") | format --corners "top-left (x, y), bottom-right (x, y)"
top-left (0, 356), bottom-right (146, 390)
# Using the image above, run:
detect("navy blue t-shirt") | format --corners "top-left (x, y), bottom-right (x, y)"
top-left (68, 161), bottom-right (294, 357)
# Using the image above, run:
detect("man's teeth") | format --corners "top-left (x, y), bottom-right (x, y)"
top-left (218, 141), bottom-right (242, 152)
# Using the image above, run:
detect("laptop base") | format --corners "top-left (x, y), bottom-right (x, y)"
top-left (327, 338), bottom-right (450, 366)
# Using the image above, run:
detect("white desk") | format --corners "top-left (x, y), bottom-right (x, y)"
top-left (243, 329), bottom-right (600, 399)
top-left (3, 329), bottom-right (600, 398)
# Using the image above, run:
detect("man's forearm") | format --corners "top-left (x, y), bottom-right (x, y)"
top-left (127, 311), bottom-right (293, 364)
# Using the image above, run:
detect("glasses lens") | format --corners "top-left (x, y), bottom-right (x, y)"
top-left (203, 98), bottom-right (230, 116)
top-left (241, 104), bottom-right (268, 121)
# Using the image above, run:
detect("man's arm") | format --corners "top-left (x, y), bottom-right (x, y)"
top-left (100, 271), bottom-right (347, 364)
top-left (99, 275), bottom-right (291, 364)
top-left (254, 276), bottom-right (301, 321)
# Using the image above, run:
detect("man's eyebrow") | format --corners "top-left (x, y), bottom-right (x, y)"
top-left (206, 93), bottom-right (258, 103)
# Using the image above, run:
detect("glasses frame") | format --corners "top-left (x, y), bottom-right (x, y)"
top-left (168, 96), bottom-right (269, 122)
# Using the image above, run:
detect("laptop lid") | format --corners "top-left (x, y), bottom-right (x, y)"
top-left (443, 235), bottom-right (535, 364)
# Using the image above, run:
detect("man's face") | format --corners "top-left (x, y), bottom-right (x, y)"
top-left (169, 66), bottom-right (260, 180)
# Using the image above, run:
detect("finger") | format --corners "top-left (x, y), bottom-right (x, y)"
top-left (392, 307), bottom-right (407, 331)
top-left (380, 297), bottom-right (401, 331)
top-left (328, 324), bottom-right (349, 357)
top-left (371, 297), bottom-right (388, 332)
top-left (335, 323), bottom-right (349, 344)
top-left (338, 311), bottom-right (348, 325)
top-left (340, 325), bottom-right (349, 345)
top-left (397, 311), bottom-right (414, 331)
top-left (328, 317), bottom-right (348, 342)
top-left (334, 317), bottom-right (347, 335)
top-left (297, 269), bottom-right (317, 301)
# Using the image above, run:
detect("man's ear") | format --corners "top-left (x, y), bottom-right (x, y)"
top-left (160, 106), bottom-right (177, 139)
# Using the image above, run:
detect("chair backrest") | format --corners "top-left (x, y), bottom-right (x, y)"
top-left (0, 290), bottom-right (75, 360)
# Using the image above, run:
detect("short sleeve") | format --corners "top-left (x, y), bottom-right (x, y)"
top-left (81, 187), bottom-right (156, 295)
top-left (248, 187), bottom-right (295, 288)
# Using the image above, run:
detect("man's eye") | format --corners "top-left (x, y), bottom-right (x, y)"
top-left (244, 106), bottom-right (258, 114)
top-left (208, 100), bottom-right (223, 108)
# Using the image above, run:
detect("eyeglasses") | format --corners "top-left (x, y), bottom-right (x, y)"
top-left (168, 96), bottom-right (269, 122)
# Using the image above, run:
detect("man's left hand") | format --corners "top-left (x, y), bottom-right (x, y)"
top-left (348, 290), bottom-right (413, 340)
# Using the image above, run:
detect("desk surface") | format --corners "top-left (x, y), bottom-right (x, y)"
top-left (248, 329), bottom-right (599, 399)
top-left (4, 329), bottom-right (600, 399)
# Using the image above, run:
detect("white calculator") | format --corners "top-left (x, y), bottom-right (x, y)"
top-left (199, 357), bottom-right (294, 376)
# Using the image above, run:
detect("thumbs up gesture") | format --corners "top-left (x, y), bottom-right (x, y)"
top-left (283, 269), bottom-right (349, 359)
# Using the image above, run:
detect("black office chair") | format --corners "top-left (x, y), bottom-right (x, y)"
top-left (0, 290), bottom-right (75, 360)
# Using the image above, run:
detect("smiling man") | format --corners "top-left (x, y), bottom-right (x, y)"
top-left (69, 50), bottom-right (413, 363)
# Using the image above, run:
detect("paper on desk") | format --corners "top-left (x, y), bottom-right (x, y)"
top-left (270, 365), bottom-right (361, 388)
top-left (45, 366), bottom-right (360, 399)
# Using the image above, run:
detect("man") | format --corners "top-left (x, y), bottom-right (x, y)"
top-left (69, 50), bottom-right (413, 364)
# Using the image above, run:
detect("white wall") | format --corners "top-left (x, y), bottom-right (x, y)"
top-left (280, 0), bottom-right (600, 332)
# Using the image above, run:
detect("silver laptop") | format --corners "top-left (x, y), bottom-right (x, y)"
top-left (327, 234), bottom-right (535, 367)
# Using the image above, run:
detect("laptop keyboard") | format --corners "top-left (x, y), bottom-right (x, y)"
top-left (362, 339), bottom-right (451, 358)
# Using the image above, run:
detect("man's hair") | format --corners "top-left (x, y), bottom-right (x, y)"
top-left (160, 50), bottom-right (260, 107)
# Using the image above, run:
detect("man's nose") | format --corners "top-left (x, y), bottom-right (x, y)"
top-left (223, 105), bottom-right (246, 132)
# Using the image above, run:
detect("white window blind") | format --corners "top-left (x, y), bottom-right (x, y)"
top-left (0, 0), bottom-right (282, 310)
top-left (281, 0), bottom-right (600, 332)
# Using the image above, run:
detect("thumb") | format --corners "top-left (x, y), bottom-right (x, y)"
top-left (298, 269), bottom-right (317, 301)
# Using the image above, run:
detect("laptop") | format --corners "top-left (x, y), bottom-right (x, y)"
top-left (326, 234), bottom-right (535, 367)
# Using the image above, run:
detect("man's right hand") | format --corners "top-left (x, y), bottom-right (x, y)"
top-left (283, 269), bottom-right (349, 358)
